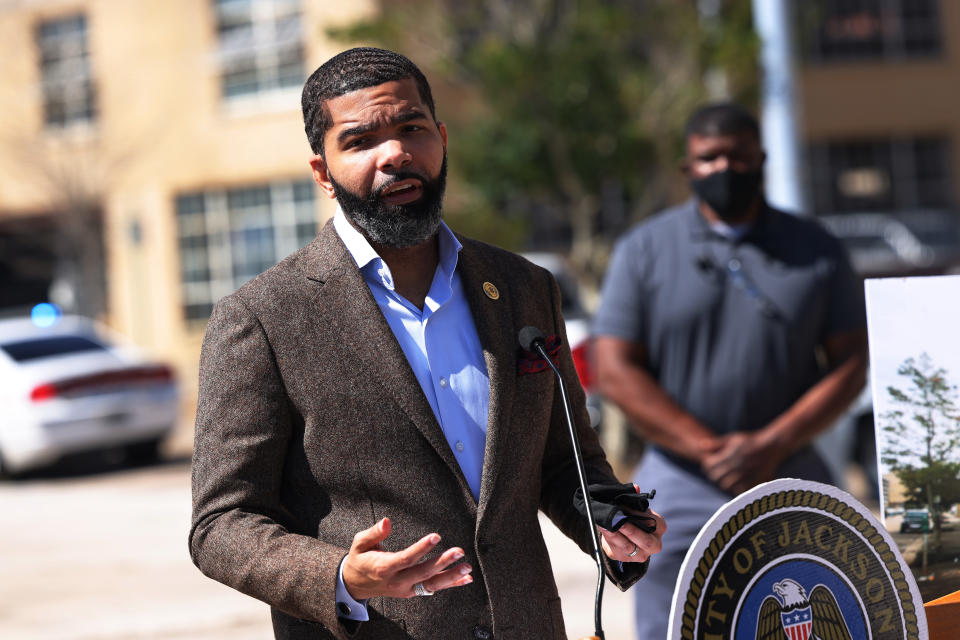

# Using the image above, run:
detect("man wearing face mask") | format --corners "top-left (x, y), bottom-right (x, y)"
top-left (591, 103), bottom-right (868, 639)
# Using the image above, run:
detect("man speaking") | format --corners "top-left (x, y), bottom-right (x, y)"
top-left (189, 47), bottom-right (664, 639)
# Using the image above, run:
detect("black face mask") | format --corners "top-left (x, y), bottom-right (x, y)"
top-left (690, 168), bottom-right (763, 221)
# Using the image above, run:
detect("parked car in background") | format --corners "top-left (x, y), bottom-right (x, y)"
top-left (900, 509), bottom-right (931, 534)
top-left (0, 312), bottom-right (179, 476)
top-left (522, 253), bottom-right (603, 429)
top-left (819, 210), bottom-right (960, 278)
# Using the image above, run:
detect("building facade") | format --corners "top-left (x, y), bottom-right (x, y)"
top-left (0, 0), bottom-right (374, 410)
top-left (798, 0), bottom-right (959, 217)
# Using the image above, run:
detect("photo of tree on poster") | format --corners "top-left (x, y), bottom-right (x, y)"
top-left (867, 275), bottom-right (960, 601)
top-left (881, 354), bottom-right (960, 547)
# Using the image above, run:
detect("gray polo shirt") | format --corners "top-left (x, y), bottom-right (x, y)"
top-left (594, 199), bottom-right (865, 465)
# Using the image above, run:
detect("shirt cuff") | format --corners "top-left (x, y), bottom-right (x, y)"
top-left (336, 558), bottom-right (370, 621)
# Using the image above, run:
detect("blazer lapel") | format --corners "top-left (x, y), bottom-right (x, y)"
top-left (303, 222), bottom-right (474, 504)
top-left (456, 238), bottom-right (517, 523)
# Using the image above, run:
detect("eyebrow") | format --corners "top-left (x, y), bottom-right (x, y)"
top-left (695, 150), bottom-right (750, 160)
top-left (336, 110), bottom-right (429, 146)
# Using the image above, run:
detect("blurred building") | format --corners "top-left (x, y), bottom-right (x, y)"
top-left (0, 1), bottom-right (374, 405)
top-left (883, 473), bottom-right (908, 507)
top-left (798, 0), bottom-right (958, 217)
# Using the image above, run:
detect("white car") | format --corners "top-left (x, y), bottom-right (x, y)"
top-left (0, 314), bottom-right (178, 476)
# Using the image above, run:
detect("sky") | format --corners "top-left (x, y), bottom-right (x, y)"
top-left (866, 275), bottom-right (960, 474)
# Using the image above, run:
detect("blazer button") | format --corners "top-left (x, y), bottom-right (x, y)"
top-left (472, 624), bottom-right (493, 639)
top-left (478, 541), bottom-right (490, 553)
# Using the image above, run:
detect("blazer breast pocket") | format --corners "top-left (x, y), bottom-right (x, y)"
top-left (516, 333), bottom-right (563, 377)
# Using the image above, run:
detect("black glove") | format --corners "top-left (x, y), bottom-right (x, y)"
top-left (573, 482), bottom-right (657, 533)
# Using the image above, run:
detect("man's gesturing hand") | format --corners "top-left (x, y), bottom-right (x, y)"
top-left (599, 509), bottom-right (666, 563)
top-left (342, 518), bottom-right (473, 601)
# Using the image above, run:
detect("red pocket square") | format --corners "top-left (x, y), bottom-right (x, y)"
top-left (517, 334), bottom-right (562, 375)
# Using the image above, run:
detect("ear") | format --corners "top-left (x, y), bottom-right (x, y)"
top-left (679, 157), bottom-right (691, 177)
top-left (308, 154), bottom-right (337, 200)
top-left (437, 121), bottom-right (448, 151)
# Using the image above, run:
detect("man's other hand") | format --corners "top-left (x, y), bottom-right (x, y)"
top-left (341, 518), bottom-right (473, 601)
top-left (599, 509), bottom-right (666, 563)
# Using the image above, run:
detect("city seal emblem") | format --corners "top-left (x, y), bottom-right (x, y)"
top-left (667, 479), bottom-right (927, 640)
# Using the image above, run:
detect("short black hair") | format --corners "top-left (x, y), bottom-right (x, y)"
top-left (301, 47), bottom-right (437, 156)
top-left (685, 103), bottom-right (760, 140)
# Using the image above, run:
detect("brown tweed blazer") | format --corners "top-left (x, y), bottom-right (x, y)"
top-left (190, 220), bottom-right (646, 640)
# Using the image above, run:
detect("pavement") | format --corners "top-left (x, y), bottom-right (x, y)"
top-left (0, 460), bottom-right (273, 640)
top-left (0, 455), bottom-right (638, 640)
top-left (884, 513), bottom-right (953, 566)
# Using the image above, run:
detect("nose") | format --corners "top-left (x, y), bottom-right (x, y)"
top-left (712, 154), bottom-right (731, 172)
top-left (377, 139), bottom-right (412, 172)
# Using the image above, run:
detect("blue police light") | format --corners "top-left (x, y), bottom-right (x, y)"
top-left (31, 303), bottom-right (62, 328)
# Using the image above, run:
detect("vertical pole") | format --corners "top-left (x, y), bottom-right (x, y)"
top-left (752, 0), bottom-right (809, 215)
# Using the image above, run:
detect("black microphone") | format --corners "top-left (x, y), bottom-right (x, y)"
top-left (518, 325), bottom-right (547, 353)
top-left (518, 325), bottom-right (607, 640)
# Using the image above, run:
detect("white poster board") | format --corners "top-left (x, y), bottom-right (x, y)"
top-left (866, 275), bottom-right (960, 603)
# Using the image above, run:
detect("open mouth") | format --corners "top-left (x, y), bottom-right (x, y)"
top-left (380, 180), bottom-right (423, 205)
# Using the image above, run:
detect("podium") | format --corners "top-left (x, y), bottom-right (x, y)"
top-left (926, 590), bottom-right (960, 639)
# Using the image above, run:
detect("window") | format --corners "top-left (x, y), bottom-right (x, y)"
top-left (214, 0), bottom-right (304, 99)
top-left (1, 336), bottom-right (105, 363)
top-left (799, 0), bottom-right (941, 63)
top-left (807, 136), bottom-right (953, 214)
top-left (36, 14), bottom-right (96, 127)
top-left (176, 180), bottom-right (317, 321)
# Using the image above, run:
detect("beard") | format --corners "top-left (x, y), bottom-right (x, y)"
top-left (330, 155), bottom-right (447, 249)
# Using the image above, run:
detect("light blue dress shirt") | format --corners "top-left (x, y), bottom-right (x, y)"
top-left (332, 208), bottom-right (490, 620)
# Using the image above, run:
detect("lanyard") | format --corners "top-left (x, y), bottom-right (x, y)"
top-left (696, 251), bottom-right (786, 323)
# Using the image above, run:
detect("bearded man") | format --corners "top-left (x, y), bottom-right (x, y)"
top-left (592, 103), bottom-right (868, 640)
top-left (189, 47), bottom-right (664, 640)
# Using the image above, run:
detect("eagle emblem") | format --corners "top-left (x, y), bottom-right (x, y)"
top-left (756, 579), bottom-right (852, 640)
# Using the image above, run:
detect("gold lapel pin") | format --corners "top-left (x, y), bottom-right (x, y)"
top-left (482, 281), bottom-right (500, 300)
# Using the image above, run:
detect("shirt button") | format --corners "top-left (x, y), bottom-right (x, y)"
top-left (473, 625), bottom-right (492, 640)
top-left (439, 377), bottom-right (448, 388)
top-left (728, 258), bottom-right (741, 271)
top-left (456, 440), bottom-right (465, 452)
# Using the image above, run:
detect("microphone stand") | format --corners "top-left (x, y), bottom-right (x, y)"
top-left (526, 329), bottom-right (606, 640)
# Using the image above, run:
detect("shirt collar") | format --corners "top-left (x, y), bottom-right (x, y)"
top-left (333, 206), bottom-right (462, 292)
top-left (709, 219), bottom-right (752, 240)
top-left (687, 197), bottom-right (776, 243)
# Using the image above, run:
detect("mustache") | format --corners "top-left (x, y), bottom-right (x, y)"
top-left (372, 171), bottom-right (429, 198)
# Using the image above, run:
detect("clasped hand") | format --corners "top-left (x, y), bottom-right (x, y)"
top-left (701, 431), bottom-right (782, 495)
top-left (341, 517), bottom-right (473, 601)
